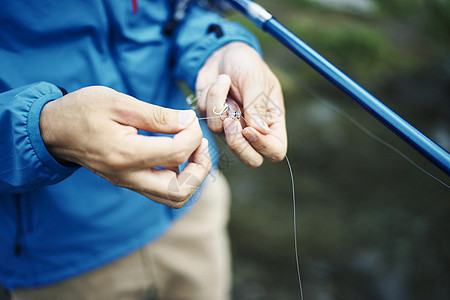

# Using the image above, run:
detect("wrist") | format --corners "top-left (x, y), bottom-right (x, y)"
top-left (39, 97), bottom-right (73, 165)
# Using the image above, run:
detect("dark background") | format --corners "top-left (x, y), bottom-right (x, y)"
top-left (222, 0), bottom-right (450, 299)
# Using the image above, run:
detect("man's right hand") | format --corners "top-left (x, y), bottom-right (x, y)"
top-left (40, 86), bottom-right (211, 208)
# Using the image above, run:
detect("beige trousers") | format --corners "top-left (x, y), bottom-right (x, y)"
top-left (11, 171), bottom-right (231, 300)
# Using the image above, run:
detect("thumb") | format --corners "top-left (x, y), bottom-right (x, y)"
top-left (115, 96), bottom-right (197, 134)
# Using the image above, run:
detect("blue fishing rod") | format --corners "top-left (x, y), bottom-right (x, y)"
top-left (226, 0), bottom-right (450, 176)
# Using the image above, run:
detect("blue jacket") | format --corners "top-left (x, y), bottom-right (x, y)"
top-left (0, 0), bottom-right (259, 290)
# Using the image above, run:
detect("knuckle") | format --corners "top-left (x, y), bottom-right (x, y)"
top-left (170, 200), bottom-right (187, 209)
top-left (255, 102), bottom-right (267, 114)
top-left (152, 106), bottom-right (169, 126)
top-left (245, 157), bottom-right (263, 168)
top-left (178, 186), bottom-right (195, 200)
top-left (252, 107), bottom-right (267, 120)
top-left (226, 139), bottom-right (239, 151)
top-left (228, 142), bottom-right (242, 155)
top-left (207, 86), bottom-right (222, 99)
top-left (208, 121), bottom-right (223, 134)
top-left (268, 145), bottom-right (287, 162)
top-left (229, 139), bottom-right (250, 155)
top-left (87, 86), bottom-right (116, 99)
top-left (225, 132), bottom-right (242, 148)
top-left (269, 152), bottom-right (286, 163)
top-left (169, 149), bottom-right (190, 166)
top-left (106, 159), bottom-right (128, 173)
top-left (167, 190), bottom-right (190, 204)
top-left (104, 150), bottom-right (133, 172)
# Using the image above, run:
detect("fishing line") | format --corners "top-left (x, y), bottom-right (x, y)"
top-left (319, 99), bottom-right (450, 189)
top-left (286, 155), bottom-right (305, 300)
top-left (194, 85), bottom-right (448, 299)
top-left (198, 116), bottom-right (223, 120)
top-left (194, 102), bottom-right (305, 298)
top-left (297, 82), bottom-right (450, 189)
top-left (192, 76), bottom-right (446, 300)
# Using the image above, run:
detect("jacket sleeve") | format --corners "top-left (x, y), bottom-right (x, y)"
top-left (172, 4), bottom-right (262, 90)
top-left (0, 82), bottom-right (79, 194)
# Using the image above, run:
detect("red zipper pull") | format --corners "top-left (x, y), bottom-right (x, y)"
top-left (131, 0), bottom-right (138, 14)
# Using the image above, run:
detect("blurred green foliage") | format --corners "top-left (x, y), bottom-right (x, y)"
top-left (223, 0), bottom-right (450, 299)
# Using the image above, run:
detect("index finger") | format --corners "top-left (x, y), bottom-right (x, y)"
top-left (119, 117), bottom-right (204, 169)
top-left (205, 74), bottom-right (232, 133)
top-left (124, 139), bottom-right (212, 208)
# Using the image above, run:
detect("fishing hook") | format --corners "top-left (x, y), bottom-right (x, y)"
top-left (212, 103), bottom-right (230, 117)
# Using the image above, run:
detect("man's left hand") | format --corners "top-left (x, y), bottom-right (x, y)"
top-left (196, 42), bottom-right (287, 168)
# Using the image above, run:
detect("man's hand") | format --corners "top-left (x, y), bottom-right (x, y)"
top-left (40, 86), bottom-right (211, 208)
top-left (196, 42), bottom-right (287, 168)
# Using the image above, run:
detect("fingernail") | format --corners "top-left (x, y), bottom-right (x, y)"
top-left (216, 74), bottom-right (231, 85)
top-left (179, 110), bottom-right (196, 127)
top-left (245, 129), bottom-right (258, 142)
